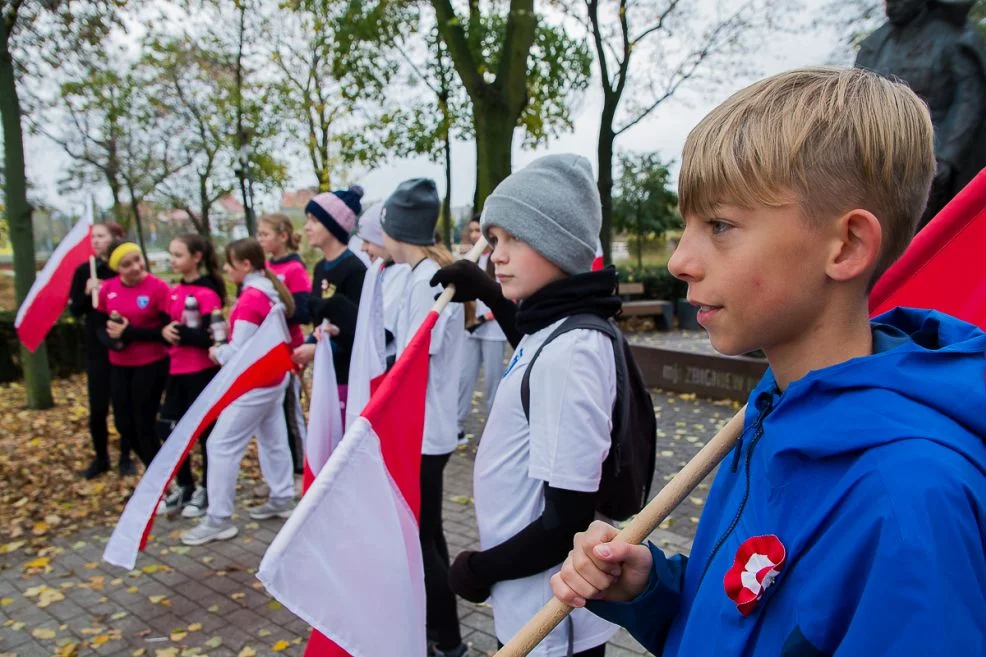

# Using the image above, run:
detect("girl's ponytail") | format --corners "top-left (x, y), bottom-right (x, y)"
top-left (264, 267), bottom-right (296, 318)
top-left (227, 237), bottom-right (296, 318)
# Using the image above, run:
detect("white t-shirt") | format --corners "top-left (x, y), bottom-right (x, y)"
top-left (473, 318), bottom-right (618, 656)
top-left (395, 258), bottom-right (464, 455)
top-left (469, 254), bottom-right (506, 343)
top-left (381, 263), bottom-right (411, 357)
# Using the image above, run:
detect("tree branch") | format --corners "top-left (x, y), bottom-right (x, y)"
top-left (587, 0), bottom-right (612, 96)
top-left (630, 0), bottom-right (682, 46)
top-left (431, 0), bottom-right (486, 98)
top-left (496, 0), bottom-right (537, 114)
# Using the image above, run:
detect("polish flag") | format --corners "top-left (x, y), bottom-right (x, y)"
top-left (103, 309), bottom-right (294, 570)
top-left (258, 309), bottom-right (436, 657)
top-left (301, 323), bottom-right (343, 491)
top-left (591, 238), bottom-right (604, 271)
top-left (870, 166), bottom-right (986, 329)
top-left (15, 209), bottom-right (93, 352)
top-left (346, 258), bottom-right (388, 428)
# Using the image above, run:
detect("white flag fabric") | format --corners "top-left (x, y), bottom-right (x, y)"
top-left (302, 322), bottom-right (343, 488)
top-left (346, 258), bottom-right (387, 429)
top-left (260, 417), bottom-right (426, 657)
top-left (103, 309), bottom-right (293, 569)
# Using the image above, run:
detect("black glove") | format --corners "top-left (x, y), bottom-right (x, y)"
top-left (430, 260), bottom-right (500, 305)
top-left (448, 551), bottom-right (492, 603)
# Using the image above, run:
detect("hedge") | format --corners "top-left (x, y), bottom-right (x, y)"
top-left (614, 265), bottom-right (688, 301)
top-left (0, 311), bottom-right (87, 383)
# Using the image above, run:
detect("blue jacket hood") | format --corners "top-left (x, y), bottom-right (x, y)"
top-left (750, 307), bottom-right (986, 486)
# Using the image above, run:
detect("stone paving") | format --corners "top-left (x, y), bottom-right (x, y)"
top-left (0, 376), bottom-right (733, 657)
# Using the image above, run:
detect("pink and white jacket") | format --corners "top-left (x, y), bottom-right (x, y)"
top-left (212, 271), bottom-right (282, 366)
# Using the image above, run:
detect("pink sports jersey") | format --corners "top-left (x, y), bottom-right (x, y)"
top-left (167, 282), bottom-right (223, 375)
top-left (228, 287), bottom-right (274, 341)
top-left (98, 274), bottom-right (170, 367)
top-left (268, 257), bottom-right (310, 348)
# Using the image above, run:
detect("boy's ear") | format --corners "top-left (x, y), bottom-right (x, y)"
top-left (825, 209), bottom-right (882, 283)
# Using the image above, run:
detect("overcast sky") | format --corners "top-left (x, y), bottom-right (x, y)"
top-left (25, 0), bottom-right (856, 216)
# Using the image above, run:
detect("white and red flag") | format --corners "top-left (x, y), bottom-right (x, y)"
top-left (591, 238), bottom-right (604, 271)
top-left (103, 309), bottom-right (294, 570)
top-left (301, 322), bottom-right (344, 491)
top-left (258, 308), bottom-right (437, 657)
top-left (15, 208), bottom-right (93, 352)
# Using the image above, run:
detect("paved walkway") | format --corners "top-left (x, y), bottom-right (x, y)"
top-left (0, 384), bottom-right (732, 657)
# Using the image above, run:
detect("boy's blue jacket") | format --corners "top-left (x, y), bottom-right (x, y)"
top-left (588, 308), bottom-right (986, 656)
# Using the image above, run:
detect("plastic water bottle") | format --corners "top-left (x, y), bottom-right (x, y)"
top-left (182, 295), bottom-right (201, 328)
top-left (210, 310), bottom-right (228, 345)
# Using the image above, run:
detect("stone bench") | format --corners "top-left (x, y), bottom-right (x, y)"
top-left (618, 283), bottom-right (673, 329)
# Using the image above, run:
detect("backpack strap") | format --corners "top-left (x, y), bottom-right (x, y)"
top-left (520, 315), bottom-right (628, 431)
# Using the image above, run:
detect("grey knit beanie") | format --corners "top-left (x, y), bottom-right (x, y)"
top-left (381, 178), bottom-right (440, 245)
top-left (480, 154), bottom-right (600, 274)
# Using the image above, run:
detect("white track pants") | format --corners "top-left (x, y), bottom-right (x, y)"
top-left (457, 338), bottom-right (506, 432)
top-left (206, 375), bottom-right (292, 519)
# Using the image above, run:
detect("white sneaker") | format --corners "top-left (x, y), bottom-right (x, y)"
top-left (180, 516), bottom-right (238, 546)
top-left (181, 487), bottom-right (208, 519)
top-left (248, 497), bottom-right (295, 520)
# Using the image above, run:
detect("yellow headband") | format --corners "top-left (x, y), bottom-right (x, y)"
top-left (108, 242), bottom-right (142, 272)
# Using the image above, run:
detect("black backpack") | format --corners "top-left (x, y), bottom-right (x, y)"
top-left (521, 314), bottom-right (657, 521)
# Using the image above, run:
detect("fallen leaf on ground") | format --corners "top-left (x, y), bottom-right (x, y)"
top-left (32, 628), bottom-right (56, 639)
top-left (202, 636), bottom-right (222, 649)
top-left (237, 646), bottom-right (256, 657)
top-left (56, 641), bottom-right (80, 657)
top-left (272, 640), bottom-right (290, 652)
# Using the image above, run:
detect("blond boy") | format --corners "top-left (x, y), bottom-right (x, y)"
top-left (552, 67), bottom-right (986, 656)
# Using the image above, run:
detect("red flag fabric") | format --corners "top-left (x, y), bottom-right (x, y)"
top-left (259, 310), bottom-right (438, 657)
top-left (103, 310), bottom-right (294, 569)
top-left (870, 167), bottom-right (986, 329)
top-left (15, 211), bottom-right (93, 352)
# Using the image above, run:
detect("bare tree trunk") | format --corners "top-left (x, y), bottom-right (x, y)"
top-left (127, 185), bottom-right (149, 263)
top-left (1, 19), bottom-right (52, 408)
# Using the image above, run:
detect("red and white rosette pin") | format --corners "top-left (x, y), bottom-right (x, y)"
top-left (723, 534), bottom-right (786, 616)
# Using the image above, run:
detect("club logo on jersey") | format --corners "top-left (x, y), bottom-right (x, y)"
top-left (137, 295), bottom-right (150, 309)
top-left (108, 292), bottom-right (118, 300)
top-left (321, 279), bottom-right (336, 299)
top-left (723, 534), bottom-right (786, 616)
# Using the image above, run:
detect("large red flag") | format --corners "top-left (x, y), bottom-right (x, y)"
top-left (870, 167), bottom-right (986, 329)
top-left (258, 310), bottom-right (436, 657)
top-left (103, 310), bottom-right (294, 569)
top-left (15, 210), bottom-right (93, 352)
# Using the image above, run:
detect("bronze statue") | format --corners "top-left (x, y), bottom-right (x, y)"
top-left (856, 0), bottom-right (986, 228)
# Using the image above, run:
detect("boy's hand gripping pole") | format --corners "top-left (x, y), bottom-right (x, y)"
top-left (432, 237), bottom-right (488, 313)
top-left (494, 406), bottom-right (748, 657)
